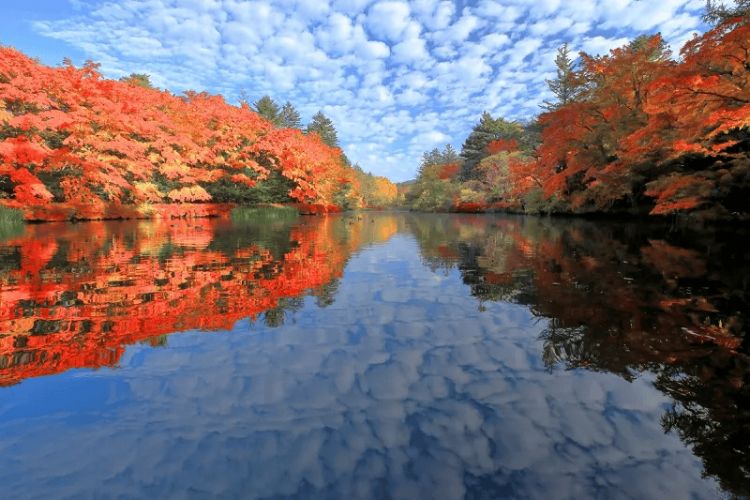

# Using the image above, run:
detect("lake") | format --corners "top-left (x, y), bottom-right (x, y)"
top-left (0, 212), bottom-right (747, 499)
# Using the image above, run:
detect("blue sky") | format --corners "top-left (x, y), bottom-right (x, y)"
top-left (1, 0), bottom-right (711, 181)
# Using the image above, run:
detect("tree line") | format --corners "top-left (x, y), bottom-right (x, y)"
top-left (0, 53), bottom-right (397, 220)
top-left (407, 5), bottom-right (749, 219)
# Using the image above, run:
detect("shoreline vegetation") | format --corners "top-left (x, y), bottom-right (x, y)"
top-left (402, 12), bottom-right (749, 222)
top-left (0, 48), bottom-right (398, 222)
top-left (0, 205), bottom-right (23, 239)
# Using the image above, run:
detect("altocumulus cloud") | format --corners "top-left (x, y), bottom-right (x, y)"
top-left (32, 0), bottom-right (708, 181)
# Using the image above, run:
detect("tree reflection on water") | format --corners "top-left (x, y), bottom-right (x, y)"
top-left (0, 212), bottom-right (747, 496)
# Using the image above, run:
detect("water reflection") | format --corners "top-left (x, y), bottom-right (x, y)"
top-left (0, 213), bottom-right (747, 498)
top-left (406, 214), bottom-right (750, 497)
top-left (0, 215), bottom-right (398, 385)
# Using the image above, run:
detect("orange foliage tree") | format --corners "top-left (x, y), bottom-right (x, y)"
top-left (530, 20), bottom-right (749, 217)
top-left (414, 17), bottom-right (749, 219)
top-left (535, 35), bottom-right (674, 212)
top-left (0, 48), bottom-right (360, 219)
top-left (635, 17), bottom-right (750, 215)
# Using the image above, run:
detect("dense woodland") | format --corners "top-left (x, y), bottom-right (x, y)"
top-left (406, 10), bottom-right (750, 219)
top-left (0, 49), bottom-right (397, 220)
top-left (1, 4), bottom-right (748, 221)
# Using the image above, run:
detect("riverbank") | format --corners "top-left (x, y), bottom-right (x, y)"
top-left (0, 202), bottom-right (344, 222)
top-left (402, 201), bottom-right (750, 224)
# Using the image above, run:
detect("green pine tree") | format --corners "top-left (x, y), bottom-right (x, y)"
top-left (460, 112), bottom-right (523, 180)
top-left (121, 73), bottom-right (153, 89)
top-left (441, 143), bottom-right (459, 163)
top-left (542, 43), bottom-right (583, 111)
top-left (306, 111), bottom-right (339, 147)
top-left (704, 0), bottom-right (749, 23)
top-left (279, 101), bottom-right (302, 129)
top-left (253, 95), bottom-right (281, 126)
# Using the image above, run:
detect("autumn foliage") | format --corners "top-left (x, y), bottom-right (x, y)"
top-left (410, 17), bottom-right (750, 219)
top-left (0, 48), bottom-right (375, 219)
top-left (436, 163), bottom-right (460, 180)
top-left (486, 139), bottom-right (518, 155)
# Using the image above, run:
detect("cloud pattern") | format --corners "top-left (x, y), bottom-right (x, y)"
top-left (0, 235), bottom-right (720, 499)
top-left (28, 0), bottom-right (710, 181)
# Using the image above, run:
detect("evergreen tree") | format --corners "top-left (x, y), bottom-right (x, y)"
top-left (441, 143), bottom-right (460, 163)
top-left (121, 73), bottom-right (153, 89)
top-left (519, 120), bottom-right (542, 152)
top-left (418, 144), bottom-right (460, 177)
top-left (278, 101), bottom-right (302, 129)
top-left (253, 95), bottom-right (281, 126)
top-left (460, 112), bottom-right (523, 180)
top-left (419, 148), bottom-right (442, 173)
top-left (306, 111), bottom-right (339, 147)
top-left (340, 151), bottom-right (352, 166)
top-left (704, 0), bottom-right (749, 23)
top-left (628, 35), bottom-right (671, 61)
top-left (542, 44), bottom-right (582, 110)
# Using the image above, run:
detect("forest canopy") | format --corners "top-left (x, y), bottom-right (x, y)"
top-left (406, 13), bottom-right (750, 220)
top-left (0, 49), bottom-right (397, 220)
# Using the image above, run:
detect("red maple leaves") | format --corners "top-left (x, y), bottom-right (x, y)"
top-left (529, 20), bottom-right (750, 216)
top-left (0, 48), bottom-right (362, 219)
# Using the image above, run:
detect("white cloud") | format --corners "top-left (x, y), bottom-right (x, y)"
top-left (366, 1), bottom-right (412, 41)
top-left (333, 0), bottom-right (376, 15)
top-left (411, 0), bottom-right (454, 30)
top-left (529, 16), bottom-right (573, 36)
top-left (411, 130), bottom-right (449, 146)
top-left (506, 38), bottom-right (544, 66)
top-left (392, 35), bottom-right (429, 63)
top-left (316, 13), bottom-right (356, 52)
top-left (446, 11), bottom-right (483, 41)
top-left (358, 39), bottom-right (391, 58)
top-left (480, 33), bottom-right (510, 53)
top-left (579, 35), bottom-right (631, 56)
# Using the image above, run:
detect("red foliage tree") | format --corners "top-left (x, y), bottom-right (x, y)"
top-left (0, 48), bottom-right (363, 219)
top-left (437, 162), bottom-right (460, 180)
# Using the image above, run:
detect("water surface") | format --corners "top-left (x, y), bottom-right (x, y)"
top-left (0, 213), bottom-right (747, 498)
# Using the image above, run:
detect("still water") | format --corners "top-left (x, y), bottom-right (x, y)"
top-left (0, 212), bottom-right (747, 499)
